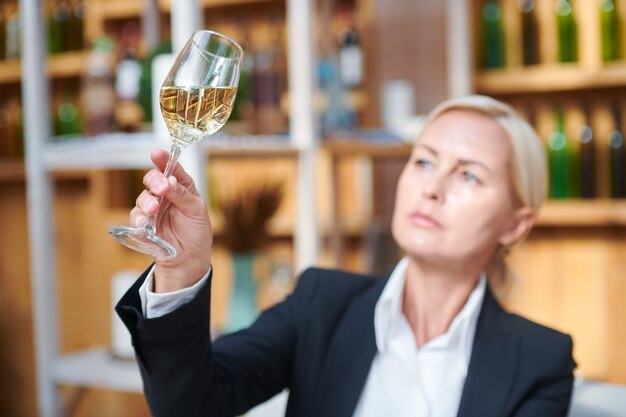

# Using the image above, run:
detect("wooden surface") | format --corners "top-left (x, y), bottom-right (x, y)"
top-left (0, 51), bottom-right (87, 84)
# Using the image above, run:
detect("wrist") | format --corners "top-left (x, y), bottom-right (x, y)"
top-left (153, 261), bottom-right (210, 293)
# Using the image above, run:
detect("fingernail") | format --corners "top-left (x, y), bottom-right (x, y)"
top-left (168, 176), bottom-right (177, 187)
top-left (151, 178), bottom-right (167, 193)
top-left (146, 198), bottom-right (158, 211)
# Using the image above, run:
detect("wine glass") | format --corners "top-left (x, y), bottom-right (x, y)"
top-left (108, 30), bottom-right (243, 258)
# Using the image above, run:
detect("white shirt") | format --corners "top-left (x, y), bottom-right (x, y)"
top-left (353, 257), bottom-right (486, 417)
top-left (139, 259), bottom-right (486, 417)
top-left (139, 265), bottom-right (211, 318)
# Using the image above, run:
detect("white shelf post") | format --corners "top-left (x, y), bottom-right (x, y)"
top-left (20, 0), bottom-right (61, 415)
top-left (168, 0), bottom-right (207, 200)
top-left (445, 0), bottom-right (473, 97)
top-left (287, 0), bottom-right (319, 273)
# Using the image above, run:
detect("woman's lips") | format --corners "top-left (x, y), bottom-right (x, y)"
top-left (409, 211), bottom-right (442, 229)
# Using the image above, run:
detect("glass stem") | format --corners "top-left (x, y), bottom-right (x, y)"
top-left (139, 142), bottom-right (184, 233)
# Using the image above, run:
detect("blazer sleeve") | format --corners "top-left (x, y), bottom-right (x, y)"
top-left (115, 266), bottom-right (319, 417)
top-left (512, 334), bottom-right (576, 417)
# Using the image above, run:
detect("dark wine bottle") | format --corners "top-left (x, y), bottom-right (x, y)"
top-left (66, 0), bottom-right (85, 51)
top-left (548, 107), bottom-right (570, 199)
top-left (556, 0), bottom-right (578, 63)
top-left (0, 7), bottom-right (6, 60)
top-left (519, 0), bottom-right (539, 66)
top-left (609, 103), bottom-right (626, 198)
top-left (600, 0), bottom-right (620, 62)
top-left (578, 102), bottom-right (596, 199)
top-left (480, 0), bottom-right (506, 69)
top-left (0, 105), bottom-right (9, 157)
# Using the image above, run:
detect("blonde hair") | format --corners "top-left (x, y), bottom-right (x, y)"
top-left (416, 95), bottom-right (547, 297)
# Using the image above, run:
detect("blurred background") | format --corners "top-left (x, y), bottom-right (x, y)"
top-left (1, 0), bottom-right (626, 416)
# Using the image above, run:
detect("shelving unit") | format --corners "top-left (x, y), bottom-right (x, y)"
top-left (19, 0), bottom-right (317, 416)
top-left (0, 50), bottom-right (87, 83)
top-left (468, 0), bottom-right (626, 385)
top-left (475, 62), bottom-right (626, 94)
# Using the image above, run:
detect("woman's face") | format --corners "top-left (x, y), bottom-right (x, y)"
top-left (392, 110), bottom-right (531, 267)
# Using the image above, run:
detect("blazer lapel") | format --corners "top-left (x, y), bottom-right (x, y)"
top-left (315, 278), bottom-right (387, 417)
top-left (456, 286), bottom-right (520, 417)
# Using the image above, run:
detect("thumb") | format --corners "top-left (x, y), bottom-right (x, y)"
top-left (164, 176), bottom-right (207, 219)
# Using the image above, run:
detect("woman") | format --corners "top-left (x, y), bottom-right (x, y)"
top-left (117, 95), bottom-right (576, 417)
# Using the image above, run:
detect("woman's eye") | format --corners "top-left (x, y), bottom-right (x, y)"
top-left (463, 170), bottom-right (479, 183)
top-left (415, 158), bottom-right (432, 168)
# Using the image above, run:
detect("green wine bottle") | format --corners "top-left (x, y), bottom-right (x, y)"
top-left (600, 0), bottom-right (620, 62)
top-left (54, 94), bottom-right (81, 138)
top-left (480, 0), bottom-right (506, 69)
top-left (66, 0), bottom-right (85, 51)
top-left (548, 107), bottom-right (571, 199)
top-left (578, 102), bottom-right (596, 199)
top-left (519, 0), bottom-right (539, 66)
top-left (555, 0), bottom-right (578, 63)
top-left (48, 1), bottom-right (71, 54)
top-left (609, 103), bottom-right (626, 198)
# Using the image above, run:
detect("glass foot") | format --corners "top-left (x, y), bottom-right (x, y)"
top-left (108, 225), bottom-right (177, 259)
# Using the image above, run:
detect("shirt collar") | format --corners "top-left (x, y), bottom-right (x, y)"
top-left (374, 257), bottom-right (487, 362)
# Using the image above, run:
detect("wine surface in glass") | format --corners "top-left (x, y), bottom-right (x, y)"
top-left (159, 85), bottom-right (237, 145)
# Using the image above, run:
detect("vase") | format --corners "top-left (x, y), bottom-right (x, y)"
top-left (224, 251), bottom-right (259, 333)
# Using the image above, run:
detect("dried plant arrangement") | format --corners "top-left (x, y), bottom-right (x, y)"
top-left (217, 179), bottom-right (284, 253)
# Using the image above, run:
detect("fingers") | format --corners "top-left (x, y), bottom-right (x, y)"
top-left (162, 176), bottom-right (208, 219)
top-left (149, 149), bottom-right (199, 193)
top-left (130, 190), bottom-right (158, 227)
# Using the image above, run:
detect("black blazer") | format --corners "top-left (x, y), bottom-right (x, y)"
top-left (117, 266), bottom-right (576, 417)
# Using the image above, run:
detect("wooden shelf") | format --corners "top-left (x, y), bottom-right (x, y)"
top-left (97, 0), bottom-right (143, 19)
top-left (158, 0), bottom-right (281, 11)
top-left (323, 138), bottom-right (413, 157)
top-left (474, 63), bottom-right (626, 95)
top-left (537, 200), bottom-right (626, 227)
top-left (0, 51), bottom-right (87, 84)
top-left (0, 159), bottom-right (25, 182)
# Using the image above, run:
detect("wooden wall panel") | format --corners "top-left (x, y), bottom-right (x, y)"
top-left (0, 182), bottom-right (36, 417)
top-left (507, 228), bottom-right (622, 382)
top-left (358, 0), bottom-right (448, 124)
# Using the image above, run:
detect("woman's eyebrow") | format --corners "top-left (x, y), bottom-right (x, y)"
top-left (416, 144), bottom-right (437, 155)
top-left (417, 144), bottom-right (492, 173)
top-left (458, 159), bottom-right (492, 173)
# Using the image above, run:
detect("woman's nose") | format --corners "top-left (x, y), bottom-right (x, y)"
top-left (421, 173), bottom-right (445, 202)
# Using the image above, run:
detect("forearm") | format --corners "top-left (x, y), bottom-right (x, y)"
top-left (116, 266), bottom-right (303, 417)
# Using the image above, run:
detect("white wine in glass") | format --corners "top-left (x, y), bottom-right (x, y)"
top-left (108, 31), bottom-right (243, 258)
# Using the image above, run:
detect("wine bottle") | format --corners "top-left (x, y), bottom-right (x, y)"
top-left (548, 107), bottom-right (571, 199)
top-left (252, 22), bottom-right (285, 134)
top-left (114, 49), bottom-right (144, 131)
top-left (555, 0), bottom-right (578, 63)
top-left (338, 21), bottom-right (362, 88)
top-left (49, 1), bottom-right (71, 54)
top-left (54, 94), bottom-right (82, 137)
top-left (82, 37), bottom-right (116, 135)
top-left (66, 0), bottom-right (85, 51)
top-left (480, 0), bottom-right (506, 69)
top-left (0, 105), bottom-right (9, 158)
top-left (609, 103), bottom-right (626, 198)
top-left (519, 0), bottom-right (539, 66)
top-left (0, 7), bottom-right (6, 60)
top-left (578, 102), bottom-right (596, 199)
top-left (5, 9), bottom-right (20, 60)
top-left (600, 0), bottom-right (620, 62)
top-left (14, 104), bottom-right (24, 158)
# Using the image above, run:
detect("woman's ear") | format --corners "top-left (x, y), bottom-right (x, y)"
top-left (498, 206), bottom-right (536, 247)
